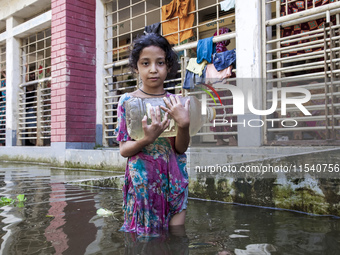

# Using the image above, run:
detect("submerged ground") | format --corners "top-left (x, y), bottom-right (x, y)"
top-left (0, 162), bottom-right (339, 254)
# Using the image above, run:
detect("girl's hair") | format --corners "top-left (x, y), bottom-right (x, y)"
top-left (129, 33), bottom-right (179, 77)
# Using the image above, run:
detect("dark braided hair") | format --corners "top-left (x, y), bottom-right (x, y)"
top-left (129, 33), bottom-right (179, 78)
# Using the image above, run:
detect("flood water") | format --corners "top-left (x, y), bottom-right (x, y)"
top-left (0, 162), bottom-right (339, 255)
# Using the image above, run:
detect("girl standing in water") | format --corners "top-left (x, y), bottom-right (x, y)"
top-left (115, 33), bottom-right (190, 237)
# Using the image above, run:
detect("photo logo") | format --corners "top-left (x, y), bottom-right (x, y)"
top-left (198, 82), bottom-right (312, 128)
top-left (197, 84), bottom-right (223, 106)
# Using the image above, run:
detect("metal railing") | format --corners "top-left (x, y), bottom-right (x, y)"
top-left (263, 0), bottom-right (340, 145)
top-left (105, 0), bottom-right (235, 64)
top-left (0, 86), bottom-right (5, 145)
top-left (18, 79), bottom-right (51, 146)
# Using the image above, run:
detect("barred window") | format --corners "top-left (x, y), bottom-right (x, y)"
top-left (103, 0), bottom-right (237, 146)
top-left (18, 28), bottom-right (52, 146)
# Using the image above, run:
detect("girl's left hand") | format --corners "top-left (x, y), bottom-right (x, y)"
top-left (161, 96), bottom-right (190, 129)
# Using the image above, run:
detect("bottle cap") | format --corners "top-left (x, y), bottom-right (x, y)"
top-left (207, 107), bottom-right (216, 121)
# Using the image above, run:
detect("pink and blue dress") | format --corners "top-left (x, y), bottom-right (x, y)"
top-left (115, 93), bottom-right (189, 238)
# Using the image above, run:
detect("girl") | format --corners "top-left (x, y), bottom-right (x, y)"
top-left (115, 33), bottom-right (190, 237)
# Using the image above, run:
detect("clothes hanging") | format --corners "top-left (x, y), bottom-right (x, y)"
top-left (213, 48), bottom-right (236, 72)
top-left (220, 0), bottom-right (235, 12)
top-left (183, 66), bottom-right (206, 89)
top-left (197, 36), bottom-right (214, 64)
top-left (213, 27), bottom-right (232, 53)
top-left (186, 58), bottom-right (207, 76)
top-left (205, 64), bottom-right (233, 83)
top-left (161, 0), bottom-right (195, 45)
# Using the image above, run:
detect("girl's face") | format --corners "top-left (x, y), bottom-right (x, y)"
top-left (136, 45), bottom-right (168, 91)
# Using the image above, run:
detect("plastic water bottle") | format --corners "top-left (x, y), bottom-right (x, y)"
top-left (125, 96), bottom-right (216, 140)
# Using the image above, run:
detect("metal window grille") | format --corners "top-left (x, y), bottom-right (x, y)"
top-left (263, 0), bottom-right (340, 145)
top-left (0, 44), bottom-right (6, 145)
top-left (18, 28), bottom-right (51, 146)
top-left (104, 0), bottom-right (237, 146)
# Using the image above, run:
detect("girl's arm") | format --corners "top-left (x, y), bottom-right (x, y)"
top-left (119, 106), bottom-right (170, 158)
top-left (161, 96), bottom-right (190, 154)
top-left (174, 125), bottom-right (190, 154)
top-left (119, 138), bottom-right (151, 158)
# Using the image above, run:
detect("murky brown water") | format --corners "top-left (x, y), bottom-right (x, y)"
top-left (0, 161), bottom-right (339, 255)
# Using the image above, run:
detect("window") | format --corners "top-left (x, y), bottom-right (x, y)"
top-left (18, 28), bottom-right (52, 146)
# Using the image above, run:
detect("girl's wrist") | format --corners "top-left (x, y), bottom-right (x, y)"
top-left (177, 125), bottom-right (190, 134)
top-left (177, 122), bottom-right (190, 129)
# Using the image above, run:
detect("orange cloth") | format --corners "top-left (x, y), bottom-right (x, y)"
top-left (161, 0), bottom-right (195, 45)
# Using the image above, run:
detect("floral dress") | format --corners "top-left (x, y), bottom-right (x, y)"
top-left (115, 93), bottom-right (189, 238)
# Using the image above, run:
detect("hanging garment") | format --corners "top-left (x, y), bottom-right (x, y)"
top-left (161, 0), bottom-right (195, 45)
top-left (213, 48), bottom-right (236, 71)
top-left (186, 58), bottom-right (207, 76)
top-left (220, 0), bottom-right (235, 12)
top-left (213, 27), bottom-right (232, 53)
top-left (205, 64), bottom-right (233, 83)
top-left (197, 36), bottom-right (214, 64)
top-left (183, 68), bottom-right (206, 89)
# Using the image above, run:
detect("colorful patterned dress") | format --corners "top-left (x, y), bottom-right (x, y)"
top-left (115, 93), bottom-right (189, 238)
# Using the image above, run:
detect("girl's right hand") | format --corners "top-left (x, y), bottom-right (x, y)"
top-left (141, 106), bottom-right (170, 144)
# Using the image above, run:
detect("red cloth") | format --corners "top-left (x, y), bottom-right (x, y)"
top-left (213, 27), bottom-right (232, 53)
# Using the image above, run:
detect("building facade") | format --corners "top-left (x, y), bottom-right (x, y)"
top-left (0, 0), bottom-right (339, 152)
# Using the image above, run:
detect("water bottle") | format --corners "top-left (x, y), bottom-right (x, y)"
top-left (125, 96), bottom-right (216, 140)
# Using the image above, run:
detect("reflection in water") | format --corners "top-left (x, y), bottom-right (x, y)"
top-left (234, 244), bottom-right (277, 255)
top-left (40, 183), bottom-right (97, 254)
top-left (0, 171), bottom-right (7, 248)
top-left (0, 165), bottom-right (100, 255)
top-left (45, 183), bottom-right (68, 254)
top-left (0, 163), bottom-right (339, 255)
top-left (62, 185), bottom-right (97, 255)
top-left (4, 171), bottom-right (53, 254)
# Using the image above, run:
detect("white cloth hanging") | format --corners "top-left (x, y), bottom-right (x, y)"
top-left (220, 0), bottom-right (235, 12)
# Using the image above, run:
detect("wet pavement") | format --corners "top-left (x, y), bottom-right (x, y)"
top-left (0, 161), bottom-right (339, 254)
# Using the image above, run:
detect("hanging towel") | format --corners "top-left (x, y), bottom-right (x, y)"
top-left (197, 36), bottom-right (214, 64)
top-left (186, 58), bottom-right (207, 76)
top-left (161, 0), bottom-right (195, 45)
top-left (220, 0), bottom-right (235, 12)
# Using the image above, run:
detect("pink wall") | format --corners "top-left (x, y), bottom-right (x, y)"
top-left (51, 0), bottom-right (96, 143)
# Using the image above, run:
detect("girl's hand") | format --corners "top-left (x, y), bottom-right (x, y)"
top-left (161, 96), bottom-right (190, 129)
top-left (141, 106), bottom-right (170, 144)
